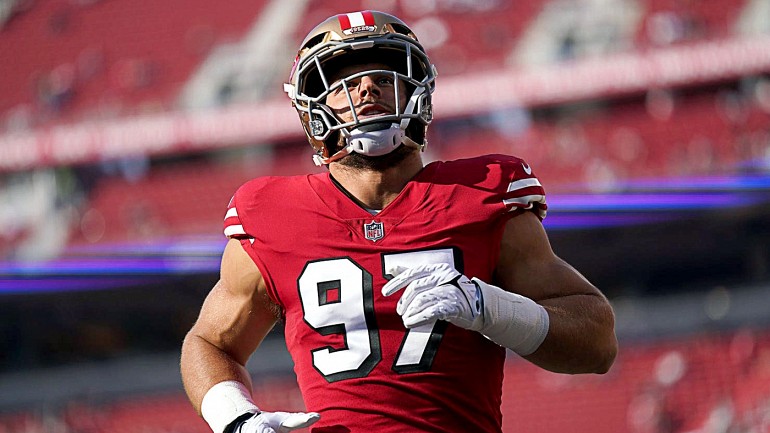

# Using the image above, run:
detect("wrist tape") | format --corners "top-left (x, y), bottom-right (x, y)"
top-left (472, 278), bottom-right (550, 356)
top-left (201, 380), bottom-right (259, 433)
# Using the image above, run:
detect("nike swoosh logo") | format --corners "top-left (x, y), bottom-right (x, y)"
top-left (522, 162), bottom-right (532, 175)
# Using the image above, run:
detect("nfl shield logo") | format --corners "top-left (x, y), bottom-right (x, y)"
top-left (364, 220), bottom-right (384, 242)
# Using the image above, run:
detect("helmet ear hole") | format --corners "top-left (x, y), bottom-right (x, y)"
top-left (302, 33), bottom-right (325, 52)
top-left (389, 23), bottom-right (413, 37)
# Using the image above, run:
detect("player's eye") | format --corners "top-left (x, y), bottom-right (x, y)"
top-left (376, 76), bottom-right (395, 86)
top-left (329, 78), bottom-right (357, 95)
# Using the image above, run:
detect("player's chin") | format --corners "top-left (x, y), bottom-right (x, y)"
top-left (338, 144), bottom-right (416, 171)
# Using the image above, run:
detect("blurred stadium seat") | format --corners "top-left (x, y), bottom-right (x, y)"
top-left (0, 0), bottom-right (267, 126)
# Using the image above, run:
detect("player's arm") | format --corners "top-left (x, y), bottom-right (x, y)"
top-left (181, 238), bottom-right (274, 415)
top-left (382, 210), bottom-right (616, 375)
top-left (494, 210), bottom-right (617, 374)
top-left (180, 238), bottom-right (318, 432)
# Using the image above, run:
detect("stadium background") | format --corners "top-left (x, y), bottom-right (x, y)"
top-left (1, 0), bottom-right (770, 431)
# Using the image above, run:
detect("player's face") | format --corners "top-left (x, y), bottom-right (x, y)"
top-left (325, 63), bottom-right (407, 123)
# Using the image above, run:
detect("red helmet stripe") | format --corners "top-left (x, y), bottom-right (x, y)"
top-left (361, 10), bottom-right (375, 26)
top-left (288, 55), bottom-right (300, 81)
top-left (337, 13), bottom-right (351, 30)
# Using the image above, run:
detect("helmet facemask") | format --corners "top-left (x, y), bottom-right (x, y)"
top-left (285, 20), bottom-right (436, 166)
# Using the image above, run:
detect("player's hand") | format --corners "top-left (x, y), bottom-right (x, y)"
top-left (234, 411), bottom-right (320, 433)
top-left (382, 263), bottom-right (483, 330)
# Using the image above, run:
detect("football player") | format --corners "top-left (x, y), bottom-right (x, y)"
top-left (181, 10), bottom-right (617, 433)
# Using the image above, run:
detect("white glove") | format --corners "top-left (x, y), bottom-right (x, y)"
top-left (233, 411), bottom-right (320, 433)
top-left (382, 263), bottom-right (550, 356)
top-left (382, 263), bottom-right (483, 330)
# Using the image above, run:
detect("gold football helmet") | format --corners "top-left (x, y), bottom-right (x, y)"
top-left (284, 11), bottom-right (437, 166)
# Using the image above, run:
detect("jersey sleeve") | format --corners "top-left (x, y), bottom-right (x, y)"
top-left (222, 180), bottom-right (260, 239)
top-left (497, 155), bottom-right (547, 220)
top-left (223, 196), bottom-right (248, 239)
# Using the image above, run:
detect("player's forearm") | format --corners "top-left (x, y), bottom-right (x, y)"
top-left (523, 293), bottom-right (617, 374)
top-left (181, 332), bottom-right (320, 433)
top-left (180, 332), bottom-right (253, 415)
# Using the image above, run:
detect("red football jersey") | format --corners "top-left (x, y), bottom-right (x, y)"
top-left (223, 154), bottom-right (546, 433)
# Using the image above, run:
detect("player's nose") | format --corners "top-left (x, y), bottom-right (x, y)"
top-left (356, 75), bottom-right (381, 99)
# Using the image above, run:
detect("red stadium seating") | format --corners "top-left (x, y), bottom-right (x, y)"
top-left (0, 0), bottom-right (755, 134)
top-left (503, 330), bottom-right (770, 433)
top-left (67, 150), bottom-right (322, 245)
top-left (68, 160), bottom-right (250, 245)
top-left (437, 90), bottom-right (770, 190)
top-left (636, 0), bottom-right (748, 47)
top-left (0, 0), bottom-right (266, 127)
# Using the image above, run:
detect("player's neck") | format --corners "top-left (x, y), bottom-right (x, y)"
top-left (329, 151), bottom-right (424, 210)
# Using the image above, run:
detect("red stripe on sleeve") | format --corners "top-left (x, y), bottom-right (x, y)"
top-left (361, 10), bottom-right (375, 26)
top-left (337, 14), bottom-right (351, 30)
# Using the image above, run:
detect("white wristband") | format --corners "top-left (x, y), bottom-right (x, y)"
top-left (472, 278), bottom-right (550, 356)
top-left (201, 380), bottom-right (260, 433)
